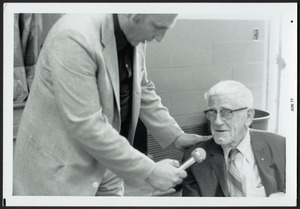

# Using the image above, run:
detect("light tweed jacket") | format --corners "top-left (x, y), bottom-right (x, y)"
top-left (13, 14), bottom-right (183, 195)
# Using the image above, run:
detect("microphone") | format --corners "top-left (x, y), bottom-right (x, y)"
top-left (179, 148), bottom-right (206, 170)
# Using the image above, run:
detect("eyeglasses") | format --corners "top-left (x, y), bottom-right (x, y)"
top-left (203, 107), bottom-right (248, 121)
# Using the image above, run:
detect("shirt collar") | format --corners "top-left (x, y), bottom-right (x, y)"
top-left (222, 128), bottom-right (253, 164)
top-left (113, 14), bottom-right (129, 51)
top-left (236, 128), bottom-right (253, 163)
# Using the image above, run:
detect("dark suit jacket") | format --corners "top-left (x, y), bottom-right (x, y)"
top-left (182, 129), bottom-right (286, 197)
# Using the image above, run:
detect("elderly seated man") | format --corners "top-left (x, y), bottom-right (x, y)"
top-left (181, 80), bottom-right (285, 197)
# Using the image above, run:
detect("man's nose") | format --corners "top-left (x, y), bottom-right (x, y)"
top-left (214, 113), bottom-right (224, 125)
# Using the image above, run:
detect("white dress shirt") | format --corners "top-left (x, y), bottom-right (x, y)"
top-left (222, 129), bottom-right (266, 197)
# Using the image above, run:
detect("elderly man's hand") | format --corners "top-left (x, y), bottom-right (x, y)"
top-left (174, 133), bottom-right (211, 151)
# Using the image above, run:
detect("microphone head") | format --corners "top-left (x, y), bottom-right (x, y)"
top-left (191, 148), bottom-right (206, 163)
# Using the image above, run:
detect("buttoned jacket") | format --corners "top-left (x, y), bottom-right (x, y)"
top-left (182, 129), bottom-right (286, 197)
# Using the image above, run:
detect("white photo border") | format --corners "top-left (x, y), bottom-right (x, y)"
top-left (3, 2), bottom-right (297, 207)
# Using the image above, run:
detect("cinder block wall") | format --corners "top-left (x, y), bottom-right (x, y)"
top-left (146, 19), bottom-right (267, 128)
top-left (13, 15), bottom-right (268, 162)
top-left (39, 16), bottom-right (267, 130)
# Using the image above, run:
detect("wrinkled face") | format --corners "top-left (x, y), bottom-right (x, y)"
top-left (207, 94), bottom-right (253, 148)
top-left (123, 14), bottom-right (177, 46)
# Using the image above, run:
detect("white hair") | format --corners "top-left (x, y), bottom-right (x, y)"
top-left (204, 80), bottom-right (253, 108)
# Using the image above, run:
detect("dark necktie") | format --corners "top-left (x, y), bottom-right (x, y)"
top-left (227, 148), bottom-right (245, 197)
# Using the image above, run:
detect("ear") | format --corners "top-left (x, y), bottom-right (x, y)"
top-left (130, 14), bottom-right (145, 24)
top-left (245, 108), bottom-right (255, 127)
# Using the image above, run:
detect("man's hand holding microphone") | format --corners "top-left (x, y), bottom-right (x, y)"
top-left (145, 158), bottom-right (187, 192)
top-left (145, 146), bottom-right (207, 193)
top-left (145, 133), bottom-right (209, 192)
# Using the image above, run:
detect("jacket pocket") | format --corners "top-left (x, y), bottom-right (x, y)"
top-left (26, 136), bottom-right (65, 177)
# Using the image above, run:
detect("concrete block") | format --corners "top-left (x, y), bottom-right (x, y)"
top-left (190, 64), bottom-right (233, 90)
top-left (148, 67), bottom-right (195, 93)
top-left (146, 43), bottom-right (172, 69)
top-left (171, 90), bottom-right (206, 116)
top-left (174, 114), bottom-right (207, 127)
top-left (233, 20), bottom-right (265, 41)
top-left (169, 43), bottom-right (214, 67)
top-left (194, 43), bottom-right (214, 65)
top-left (147, 69), bottom-right (172, 93)
top-left (163, 19), bottom-right (195, 43)
top-left (170, 43), bottom-right (198, 67)
top-left (214, 42), bottom-right (248, 64)
top-left (194, 20), bottom-right (234, 42)
top-left (247, 84), bottom-right (266, 109)
top-left (232, 63), bottom-right (265, 85)
top-left (247, 41), bottom-right (265, 62)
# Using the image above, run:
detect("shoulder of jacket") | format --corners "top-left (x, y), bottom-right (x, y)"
top-left (250, 128), bottom-right (286, 144)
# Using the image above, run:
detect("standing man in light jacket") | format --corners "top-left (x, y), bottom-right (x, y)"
top-left (13, 14), bottom-right (209, 196)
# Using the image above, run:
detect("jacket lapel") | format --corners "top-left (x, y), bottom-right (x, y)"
top-left (250, 130), bottom-right (275, 196)
top-left (206, 141), bottom-right (230, 197)
top-left (101, 15), bottom-right (120, 116)
top-left (99, 15), bottom-right (145, 143)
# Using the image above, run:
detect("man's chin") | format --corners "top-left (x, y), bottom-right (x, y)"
top-left (213, 137), bottom-right (229, 145)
